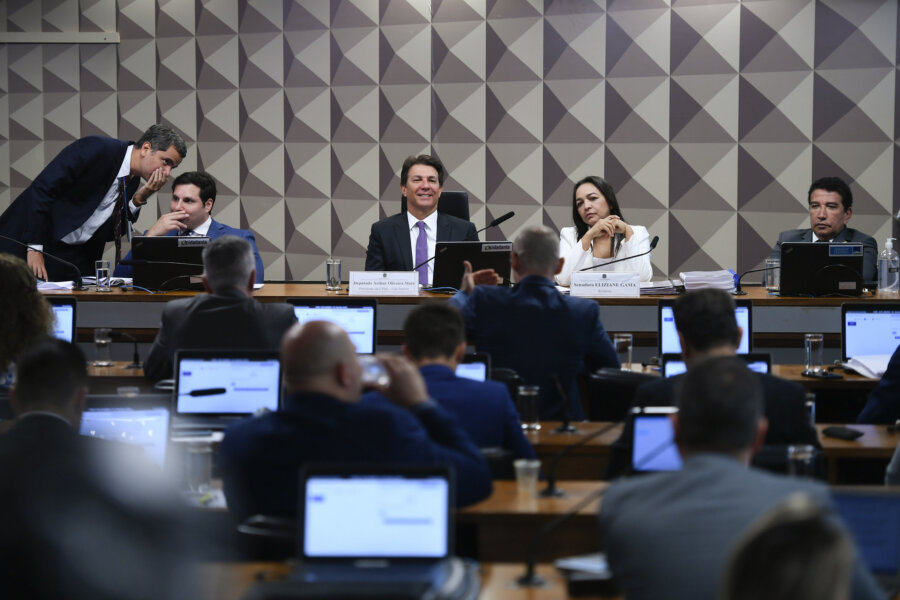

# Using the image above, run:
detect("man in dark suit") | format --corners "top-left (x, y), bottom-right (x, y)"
top-left (606, 289), bottom-right (819, 478)
top-left (365, 154), bottom-right (478, 285)
top-left (856, 344), bottom-right (900, 424)
top-left (400, 302), bottom-right (535, 460)
top-left (219, 319), bottom-right (493, 521)
top-left (770, 176), bottom-right (877, 282)
top-left (143, 235), bottom-right (296, 381)
top-left (114, 171), bottom-right (264, 282)
top-left (449, 225), bottom-right (620, 420)
top-left (0, 124), bottom-right (186, 281)
top-left (599, 357), bottom-right (882, 600)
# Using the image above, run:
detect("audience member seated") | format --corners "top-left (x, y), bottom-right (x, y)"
top-left (856, 344), bottom-right (900, 424)
top-left (450, 225), bottom-right (619, 420)
top-left (399, 302), bottom-right (536, 460)
top-left (143, 235), bottom-right (296, 381)
top-left (556, 175), bottom-right (653, 286)
top-left (0, 338), bottom-right (197, 599)
top-left (0, 254), bottom-right (53, 388)
top-left (598, 357), bottom-right (883, 600)
top-left (364, 154), bottom-right (477, 285)
top-left (721, 493), bottom-right (854, 600)
top-left (114, 170), bottom-right (264, 282)
top-left (606, 289), bottom-right (819, 478)
top-left (770, 176), bottom-right (877, 282)
top-left (219, 321), bottom-right (493, 521)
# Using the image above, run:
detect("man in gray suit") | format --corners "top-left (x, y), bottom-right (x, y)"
top-left (770, 176), bottom-right (877, 281)
top-left (599, 357), bottom-right (883, 600)
top-left (143, 235), bottom-right (296, 381)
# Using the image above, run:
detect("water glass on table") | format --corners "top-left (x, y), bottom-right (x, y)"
top-left (517, 385), bottom-right (541, 431)
top-left (93, 328), bottom-right (113, 367)
top-left (95, 259), bottom-right (111, 292)
top-left (614, 333), bottom-right (633, 370)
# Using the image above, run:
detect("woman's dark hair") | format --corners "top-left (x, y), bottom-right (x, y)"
top-left (572, 175), bottom-right (625, 240)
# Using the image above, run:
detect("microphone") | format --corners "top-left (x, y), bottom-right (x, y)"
top-left (538, 421), bottom-right (623, 498)
top-left (118, 258), bottom-right (202, 268)
top-left (411, 211), bottom-right (515, 274)
top-left (578, 235), bottom-right (659, 272)
top-left (0, 233), bottom-right (88, 290)
top-left (549, 375), bottom-right (577, 435)
top-left (109, 330), bottom-right (142, 370)
top-left (733, 265), bottom-right (776, 295)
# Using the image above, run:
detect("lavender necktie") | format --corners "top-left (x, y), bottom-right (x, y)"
top-left (415, 221), bottom-right (428, 285)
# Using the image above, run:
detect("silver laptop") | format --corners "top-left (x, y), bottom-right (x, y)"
top-left (841, 303), bottom-right (900, 361)
top-left (288, 297), bottom-right (377, 354)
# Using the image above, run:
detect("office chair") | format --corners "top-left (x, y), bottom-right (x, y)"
top-left (586, 368), bottom-right (657, 422)
top-left (235, 514), bottom-right (297, 560)
top-left (400, 190), bottom-right (470, 221)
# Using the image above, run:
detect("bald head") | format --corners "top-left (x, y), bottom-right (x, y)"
top-left (281, 321), bottom-right (360, 400)
top-left (512, 225), bottom-right (563, 278)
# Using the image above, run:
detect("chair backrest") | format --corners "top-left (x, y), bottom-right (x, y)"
top-left (586, 368), bottom-right (657, 421)
top-left (400, 190), bottom-right (469, 221)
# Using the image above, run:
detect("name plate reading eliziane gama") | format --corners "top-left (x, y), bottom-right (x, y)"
top-left (570, 272), bottom-right (640, 297)
top-left (349, 271), bottom-right (419, 296)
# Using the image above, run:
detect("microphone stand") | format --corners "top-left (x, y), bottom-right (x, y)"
top-left (0, 233), bottom-right (88, 290)
top-left (539, 421), bottom-right (623, 498)
top-left (110, 331), bottom-right (142, 369)
top-left (550, 375), bottom-right (577, 435)
top-left (733, 266), bottom-right (775, 295)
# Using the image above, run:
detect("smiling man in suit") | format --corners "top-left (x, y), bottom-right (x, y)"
top-left (114, 170), bottom-right (264, 282)
top-left (365, 154), bottom-right (478, 286)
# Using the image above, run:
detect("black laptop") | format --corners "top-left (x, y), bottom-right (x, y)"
top-left (130, 235), bottom-right (208, 291)
top-left (780, 242), bottom-right (864, 296)
top-left (431, 241), bottom-right (512, 289)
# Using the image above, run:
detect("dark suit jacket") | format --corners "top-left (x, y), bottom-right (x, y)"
top-left (857, 344), bottom-right (900, 424)
top-left (143, 291), bottom-right (297, 381)
top-left (0, 136), bottom-right (140, 278)
top-left (449, 275), bottom-right (620, 420)
top-left (771, 227), bottom-right (878, 282)
top-left (219, 392), bottom-right (493, 521)
top-left (606, 371), bottom-right (821, 478)
top-left (419, 364), bottom-right (536, 460)
top-left (113, 219), bottom-right (265, 282)
top-left (365, 212), bottom-right (478, 271)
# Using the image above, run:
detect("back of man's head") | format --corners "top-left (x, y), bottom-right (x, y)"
top-left (13, 337), bottom-right (87, 419)
top-left (673, 289), bottom-right (740, 352)
top-left (512, 225), bottom-right (560, 277)
top-left (675, 356), bottom-right (763, 456)
top-left (202, 235), bottom-right (255, 294)
top-left (403, 303), bottom-right (465, 361)
top-left (281, 321), bottom-right (358, 398)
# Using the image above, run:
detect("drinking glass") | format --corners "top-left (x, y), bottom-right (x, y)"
top-left (614, 333), bottom-right (633, 371)
top-left (95, 259), bottom-right (111, 292)
top-left (325, 257), bottom-right (342, 291)
top-left (93, 328), bottom-right (113, 367)
top-left (517, 385), bottom-right (541, 431)
top-left (803, 333), bottom-right (824, 374)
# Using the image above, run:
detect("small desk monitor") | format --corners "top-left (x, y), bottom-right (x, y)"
top-left (631, 406), bottom-right (682, 472)
top-left (47, 297), bottom-right (77, 342)
top-left (80, 405), bottom-right (170, 468)
top-left (130, 235), bottom-right (207, 291)
top-left (174, 350), bottom-right (281, 416)
top-left (658, 299), bottom-right (751, 355)
top-left (841, 302), bottom-right (900, 361)
top-left (288, 298), bottom-right (378, 354)
top-left (662, 352), bottom-right (770, 378)
top-left (432, 241), bottom-right (512, 289)
top-left (455, 352), bottom-right (491, 382)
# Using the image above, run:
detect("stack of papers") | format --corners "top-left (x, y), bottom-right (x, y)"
top-left (640, 279), bottom-right (683, 295)
top-left (842, 355), bottom-right (892, 379)
top-left (679, 270), bottom-right (735, 291)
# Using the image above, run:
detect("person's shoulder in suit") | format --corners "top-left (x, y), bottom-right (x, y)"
top-left (365, 213), bottom-right (408, 271)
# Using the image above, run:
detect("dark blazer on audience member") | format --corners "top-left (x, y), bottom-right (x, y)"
top-left (364, 212), bottom-right (478, 272)
top-left (113, 219), bottom-right (265, 283)
top-left (219, 392), bottom-right (493, 521)
top-left (770, 227), bottom-right (878, 282)
top-left (857, 344), bottom-right (900, 424)
top-left (143, 291), bottom-right (297, 381)
top-left (606, 371), bottom-right (820, 478)
top-left (419, 364), bottom-right (536, 460)
top-left (449, 275), bottom-right (620, 421)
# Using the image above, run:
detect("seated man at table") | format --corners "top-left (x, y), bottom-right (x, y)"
top-left (599, 357), bottom-right (883, 600)
top-left (770, 176), bottom-right (877, 282)
top-left (449, 225), bottom-right (619, 420)
top-left (218, 320), bottom-right (493, 521)
top-left (401, 302), bottom-right (536, 460)
top-left (114, 170), bottom-right (264, 282)
top-left (143, 235), bottom-right (295, 381)
top-left (606, 289), bottom-right (819, 478)
top-left (856, 344), bottom-right (900, 425)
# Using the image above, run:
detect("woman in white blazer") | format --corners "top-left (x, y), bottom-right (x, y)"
top-left (556, 175), bottom-right (653, 286)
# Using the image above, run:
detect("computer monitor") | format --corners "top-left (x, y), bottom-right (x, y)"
top-left (841, 303), bottom-right (900, 361)
top-left (174, 350), bottom-right (281, 416)
top-left (130, 235), bottom-right (207, 291)
top-left (658, 299), bottom-right (751, 355)
top-left (455, 352), bottom-right (491, 382)
top-left (47, 297), bottom-right (77, 342)
top-left (80, 405), bottom-right (170, 468)
top-left (288, 298), bottom-right (378, 354)
top-left (432, 241), bottom-right (512, 289)
top-left (631, 406), bottom-right (682, 472)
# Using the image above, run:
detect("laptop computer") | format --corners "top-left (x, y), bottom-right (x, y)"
top-left (130, 235), bottom-right (208, 291)
top-left (455, 352), bottom-right (491, 382)
top-left (658, 299), bottom-right (752, 355)
top-left (831, 487), bottom-right (900, 595)
top-left (47, 297), bottom-right (77, 342)
top-left (431, 241), bottom-right (512, 289)
top-left (288, 464), bottom-right (465, 598)
top-left (661, 353), bottom-right (771, 378)
top-left (79, 405), bottom-right (171, 469)
top-left (288, 298), bottom-right (378, 354)
top-left (173, 349), bottom-right (281, 430)
top-left (631, 406), bottom-right (682, 472)
top-left (780, 242), bottom-right (865, 296)
top-left (841, 303), bottom-right (900, 361)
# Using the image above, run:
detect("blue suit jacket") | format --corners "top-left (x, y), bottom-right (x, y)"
top-left (419, 364), bottom-right (536, 459)
top-left (449, 275), bottom-right (620, 420)
top-left (857, 344), bottom-right (900, 424)
top-left (771, 227), bottom-right (878, 282)
top-left (219, 392), bottom-right (493, 521)
top-left (365, 212), bottom-right (478, 271)
top-left (113, 219), bottom-right (264, 282)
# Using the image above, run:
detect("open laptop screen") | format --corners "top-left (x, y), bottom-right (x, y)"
top-left (841, 303), bottom-right (900, 361)
top-left (288, 298), bottom-right (377, 354)
top-left (832, 488), bottom-right (900, 581)
top-left (455, 352), bottom-right (490, 382)
top-left (175, 351), bottom-right (281, 416)
top-left (47, 297), bottom-right (76, 342)
top-left (662, 353), bottom-right (769, 378)
top-left (631, 408), bottom-right (682, 472)
top-left (659, 300), bottom-right (751, 355)
top-left (80, 406), bottom-right (170, 468)
top-left (300, 467), bottom-right (451, 560)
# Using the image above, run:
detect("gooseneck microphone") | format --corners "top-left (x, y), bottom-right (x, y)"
top-left (109, 330), bottom-right (142, 370)
top-left (539, 421), bottom-right (623, 498)
top-left (0, 233), bottom-right (88, 290)
top-left (733, 265), bottom-right (775, 295)
top-left (411, 211), bottom-right (516, 274)
top-left (578, 235), bottom-right (659, 272)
